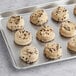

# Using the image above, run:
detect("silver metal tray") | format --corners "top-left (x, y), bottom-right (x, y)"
top-left (0, 0), bottom-right (76, 70)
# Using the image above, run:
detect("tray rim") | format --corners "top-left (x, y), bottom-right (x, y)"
top-left (0, 0), bottom-right (71, 18)
top-left (0, 0), bottom-right (76, 70)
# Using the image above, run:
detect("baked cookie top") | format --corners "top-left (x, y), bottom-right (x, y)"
top-left (38, 25), bottom-right (54, 35)
top-left (52, 6), bottom-right (69, 22)
top-left (15, 29), bottom-right (32, 40)
top-left (44, 42), bottom-right (62, 59)
top-left (20, 45), bottom-right (39, 63)
top-left (30, 9), bottom-right (48, 25)
top-left (14, 29), bottom-right (32, 45)
top-left (60, 20), bottom-right (76, 32)
top-left (45, 43), bottom-right (62, 53)
top-left (36, 25), bottom-right (55, 42)
top-left (8, 16), bottom-right (22, 24)
top-left (7, 16), bottom-right (24, 31)
top-left (68, 36), bottom-right (76, 46)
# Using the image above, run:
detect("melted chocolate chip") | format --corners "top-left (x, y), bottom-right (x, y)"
top-left (26, 58), bottom-right (28, 60)
top-left (10, 21), bottom-right (12, 23)
top-left (28, 52), bottom-right (33, 54)
top-left (49, 48), bottom-right (55, 52)
top-left (11, 16), bottom-right (15, 18)
top-left (64, 26), bottom-right (70, 31)
top-left (63, 9), bottom-right (67, 12)
top-left (22, 56), bottom-right (24, 58)
top-left (67, 21), bottom-right (71, 23)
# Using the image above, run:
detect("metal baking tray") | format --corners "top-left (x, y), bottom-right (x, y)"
top-left (0, 0), bottom-right (76, 69)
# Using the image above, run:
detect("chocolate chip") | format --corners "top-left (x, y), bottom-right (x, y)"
top-left (24, 34), bottom-right (26, 36)
top-left (22, 30), bottom-right (25, 33)
top-left (23, 37), bottom-right (25, 39)
top-left (22, 56), bottom-right (24, 58)
top-left (10, 21), bottom-right (12, 23)
top-left (57, 7), bottom-right (61, 10)
top-left (68, 21), bottom-right (70, 23)
top-left (17, 18), bottom-right (20, 21)
top-left (75, 26), bottom-right (76, 29)
top-left (49, 48), bottom-right (53, 52)
top-left (64, 26), bottom-right (70, 31)
top-left (26, 58), bottom-right (28, 60)
top-left (15, 22), bottom-right (18, 24)
top-left (19, 36), bottom-right (21, 38)
top-left (56, 13), bottom-right (58, 15)
top-left (56, 11), bottom-right (58, 13)
top-left (39, 13), bottom-right (43, 17)
top-left (56, 44), bottom-right (59, 50)
top-left (58, 18), bottom-right (60, 21)
top-left (63, 9), bottom-right (67, 12)
top-left (26, 31), bottom-right (28, 33)
top-left (64, 17), bottom-right (66, 19)
top-left (28, 52), bottom-right (33, 54)
top-left (49, 48), bottom-right (55, 52)
top-left (11, 16), bottom-right (15, 18)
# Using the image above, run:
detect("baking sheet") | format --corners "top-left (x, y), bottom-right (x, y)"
top-left (0, 0), bottom-right (76, 69)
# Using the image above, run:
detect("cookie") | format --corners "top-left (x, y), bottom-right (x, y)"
top-left (44, 42), bottom-right (62, 59)
top-left (51, 6), bottom-right (69, 22)
top-left (20, 45), bottom-right (39, 64)
top-left (7, 16), bottom-right (24, 31)
top-left (67, 36), bottom-right (76, 52)
top-left (14, 29), bottom-right (32, 45)
top-left (73, 5), bottom-right (76, 15)
top-left (59, 20), bottom-right (76, 37)
top-left (36, 25), bottom-right (55, 42)
top-left (30, 9), bottom-right (48, 26)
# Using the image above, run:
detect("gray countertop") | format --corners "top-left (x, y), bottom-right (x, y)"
top-left (0, 0), bottom-right (76, 76)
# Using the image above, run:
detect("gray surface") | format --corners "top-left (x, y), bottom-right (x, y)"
top-left (0, 0), bottom-right (76, 76)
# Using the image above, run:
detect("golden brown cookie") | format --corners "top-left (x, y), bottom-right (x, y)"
top-left (7, 16), bottom-right (24, 31)
top-left (67, 36), bottom-right (76, 52)
top-left (30, 9), bottom-right (48, 26)
top-left (51, 6), bottom-right (69, 22)
top-left (59, 20), bottom-right (76, 37)
top-left (14, 29), bottom-right (32, 45)
top-left (36, 25), bottom-right (55, 42)
top-left (20, 45), bottom-right (39, 64)
top-left (44, 42), bottom-right (62, 59)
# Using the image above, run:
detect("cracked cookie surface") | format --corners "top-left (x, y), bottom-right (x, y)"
top-left (59, 20), bottom-right (76, 37)
top-left (36, 25), bottom-right (55, 42)
top-left (14, 29), bottom-right (32, 45)
top-left (67, 36), bottom-right (76, 52)
top-left (51, 6), bottom-right (69, 22)
top-left (20, 45), bottom-right (39, 64)
top-left (44, 42), bottom-right (62, 59)
top-left (30, 9), bottom-right (48, 26)
top-left (7, 16), bottom-right (24, 31)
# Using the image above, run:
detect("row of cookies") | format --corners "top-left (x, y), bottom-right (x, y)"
top-left (30, 5), bottom-right (76, 25)
top-left (7, 16), bottom-right (39, 63)
top-left (30, 6), bottom-right (69, 25)
top-left (51, 6), bottom-right (76, 52)
top-left (7, 16), bottom-right (40, 63)
top-left (7, 5), bottom-right (76, 30)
